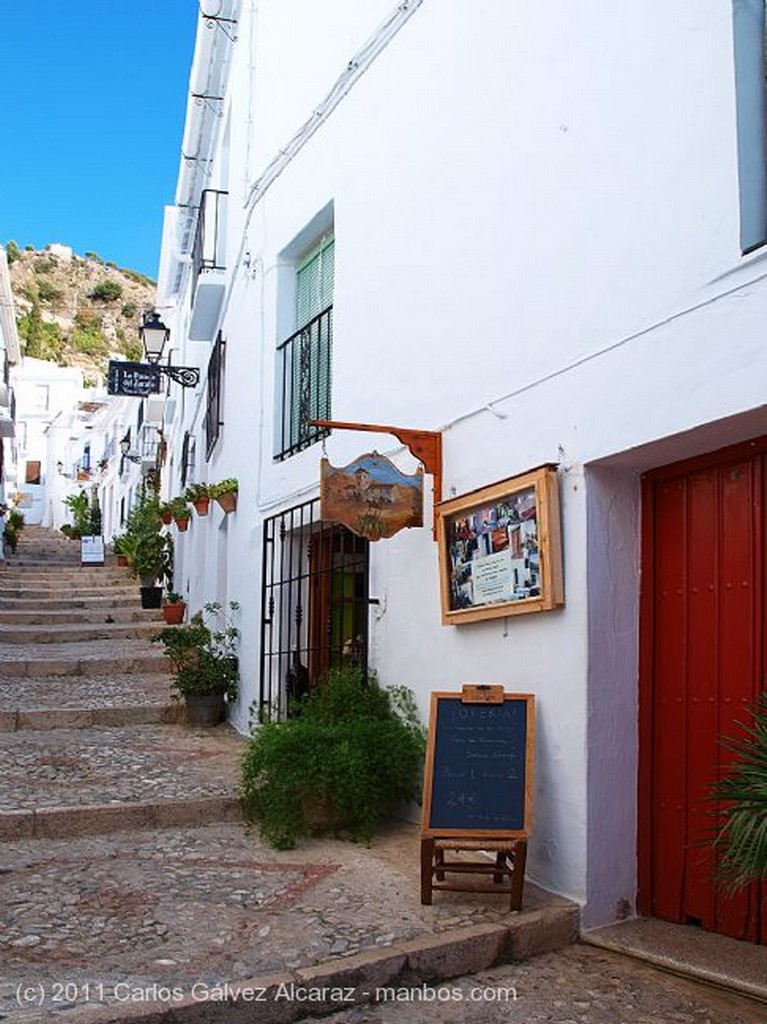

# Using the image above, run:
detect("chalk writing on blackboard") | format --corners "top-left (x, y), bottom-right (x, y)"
top-left (421, 692), bottom-right (535, 838)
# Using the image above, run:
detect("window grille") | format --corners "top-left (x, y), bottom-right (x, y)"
top-left (204, 332), bottom-right (225, 457)
top-left (275, 307), bottom-right (332, 459)
top-left (260, 498), bottom-right (369, 720)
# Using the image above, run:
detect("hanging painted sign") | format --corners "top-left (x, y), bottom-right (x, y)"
top-left (107, 361), bottom-right (162, 397)
top-left (320, 452), bottom-right (423, 541)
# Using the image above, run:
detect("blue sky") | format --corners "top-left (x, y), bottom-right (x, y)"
top-left (0, 3), bottom-right (198, 279)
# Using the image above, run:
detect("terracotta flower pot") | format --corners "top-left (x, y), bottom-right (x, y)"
top-left (215, 491), bottom-right (237, 514)
top-left (162, 601), bottom-right (186, 625)
top-left (161, 512), bottom-right (173, 525)
top-left (174, 516), bottom-right (190, 532)
top-left (193, 497), bottom-right (210, 516)
top-left (116, 554), bottom-right (128, 567)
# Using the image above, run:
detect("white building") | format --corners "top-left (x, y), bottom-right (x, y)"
top-left (0, 246), bottom-right (21, 501)
top-left (152, 1), bottom-right (767, 943)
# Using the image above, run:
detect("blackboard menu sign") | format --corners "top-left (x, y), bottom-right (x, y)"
top-left (421, 690), bottom-right (535, 839)
top-left (107, 361), bottom-right (162, 397)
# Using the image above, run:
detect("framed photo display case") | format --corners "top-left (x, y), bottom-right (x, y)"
top-left (437, 465), bottom-right (564, 625)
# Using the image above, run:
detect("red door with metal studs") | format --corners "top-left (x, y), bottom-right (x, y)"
top-left (638, 439), bottom-right (766, 943)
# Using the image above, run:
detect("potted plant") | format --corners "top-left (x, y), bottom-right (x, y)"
top-left (709, 694), bottom-right (767, 890)
top-left (240, 668), bottom-right (426, 849)
top-left (127, 483), bottom-right (173, 608)
top-left (159, 501), bottom-right (174, 526)
top-left (169, 497), bottom-right (190, 532)
top-left (153, 601), bottom-right (240, 727)
top-left (210, 478), bottom-right (238, 514)
top-left (63, 490), bottom-right (90, 539)
top-left (185, 482), bottom-right (211, 517)
top-left (162, 590), bottom-right (187, 625)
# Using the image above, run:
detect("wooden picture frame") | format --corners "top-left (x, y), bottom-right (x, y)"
top-left (437, 464), bottom-right (563, 626)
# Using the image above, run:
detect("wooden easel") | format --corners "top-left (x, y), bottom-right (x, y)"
top-left (420, 686), bottom-right (534, 911)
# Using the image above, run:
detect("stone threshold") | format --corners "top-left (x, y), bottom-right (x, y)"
top-left (582, 917), bottom-right (767, 1007)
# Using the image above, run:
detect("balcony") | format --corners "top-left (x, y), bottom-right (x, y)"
top-left (275, 306), bottom-right (333, 460)
top-left (189, 189), bottom-right (227, 342)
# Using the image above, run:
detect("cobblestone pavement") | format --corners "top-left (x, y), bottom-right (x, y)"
top-left (0, 673), bottom-right (173, 711)
top-left (0, 724), bottom-right (242, 809)
top-left (303, 944), bottom-right (766, 1024)
top-left (0, 821), bottom-right (570, 1021)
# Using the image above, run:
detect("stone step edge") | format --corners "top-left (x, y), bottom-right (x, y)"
top-left (0, 655), bottom-right (169, 677)
top-left (0, 703), bottom-right (182, 732)
top-left (14, 910), bottom-right (579, 1024)
top-left (0, 795), bottom-right (242, 842)
top-left (581, 930), bottom-right (767, 1008)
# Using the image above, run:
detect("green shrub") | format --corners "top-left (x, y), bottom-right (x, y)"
top-left (710, 694), bottom-right (767, 890)
top-left (241, 668), bottom-right (425, 849)
top-left (153, 601), bottom-right (239, 700)
top-left (121, 302), bottom-right (137, 318)
top-left (6, 240), bottom-right (20, 264)
top-left (90, 280), bottom-right (123, 302)
top-left (37, 279), bottom-right (63, 306)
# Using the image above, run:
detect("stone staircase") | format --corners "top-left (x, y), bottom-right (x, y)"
top-left (0, 526), bottom-right (243, 840)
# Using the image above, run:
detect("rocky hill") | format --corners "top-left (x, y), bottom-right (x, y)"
top-left (6, 241), bottom-right (156, 386)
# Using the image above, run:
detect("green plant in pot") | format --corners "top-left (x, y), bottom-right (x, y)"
top-left (63, 489), bottom-right (90, 538)
top-left (126, 484), bottom-right (173, 607)
top-left (709, 693), bottom-right (767, 890)
top-left (153, 601), bottom-right (240, 727)
top-left (162, 590), bottom-right (187, 625)
top-left (240, 667), bottom-right (426, 850)
top-left (210, 478), bottom-right (238, 513)
top-left (169, 496), bottom-right (191, 531)
top-left (184, 482), bottom-right (211, 516)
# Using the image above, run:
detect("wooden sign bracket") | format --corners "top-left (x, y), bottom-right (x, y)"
top-left (308, 419), bottom-right (442, 538)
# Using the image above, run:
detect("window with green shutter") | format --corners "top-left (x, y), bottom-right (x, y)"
top-left (276, 234), bottom-right (334, 459)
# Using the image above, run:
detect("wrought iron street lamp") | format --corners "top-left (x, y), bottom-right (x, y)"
top-left (119, 434), bottom-right (141, 464)
top-left (138, 311), bottom-right (200, 389)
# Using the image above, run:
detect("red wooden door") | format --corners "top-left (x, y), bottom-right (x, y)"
top-left (638, 441), bottom-right (766, 943)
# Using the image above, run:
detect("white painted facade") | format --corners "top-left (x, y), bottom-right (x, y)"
top-left (153, 1), bottom-right (767, 928)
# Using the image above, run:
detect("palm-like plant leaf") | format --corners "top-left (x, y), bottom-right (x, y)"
top-left (710, 693), bottom-right (767, 890)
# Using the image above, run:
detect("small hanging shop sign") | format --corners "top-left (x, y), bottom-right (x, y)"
top-left (320, 452), bottom-right (423, 541)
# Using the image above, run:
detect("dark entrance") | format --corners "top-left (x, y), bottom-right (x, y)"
top-left (260, 498), bottom-right (369, 719)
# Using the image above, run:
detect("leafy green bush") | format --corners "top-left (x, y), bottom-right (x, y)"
top-left (6, 240), bottom-right (20, 264)
top-left (241, 668), bottom-right (425, 849)
top-left (121, 302), bottom-right (137, 319)
top-left (153, 601), bottom-right (239, 700)
top-left (37, 279), bottom-right (63, 307)
top-left (710, 694), bottom-right (767, 890)
top-left (63, 490), bottom-right (90, 537)
top-left (90, 280), bottom-right (123, 302)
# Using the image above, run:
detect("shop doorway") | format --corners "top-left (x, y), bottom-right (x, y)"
top-left (639, 440), bottom-right (766, 943)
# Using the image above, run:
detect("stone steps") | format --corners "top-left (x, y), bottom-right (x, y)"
top-left (0, 584), bottom-right (139, 599)
top-left (0, 594), bottom-right (146, 610)
top-left (0, 607), bottom-right (159, 624)
top-left (0, 723), bottom-right (243, 841)
top-left (0, 620), bottom-right (161, 644)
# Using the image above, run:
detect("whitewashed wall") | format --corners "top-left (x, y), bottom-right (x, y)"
top-left (157, 0), bottom-right (767, 924)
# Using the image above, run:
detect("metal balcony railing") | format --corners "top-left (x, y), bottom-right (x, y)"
top-left (275, 306), bottom-right (333, 460)
top-left (191, 189), bottom-right (227, 293)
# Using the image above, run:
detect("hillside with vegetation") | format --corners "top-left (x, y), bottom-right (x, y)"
top-left (5, 240), bottom-right (156, 386)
